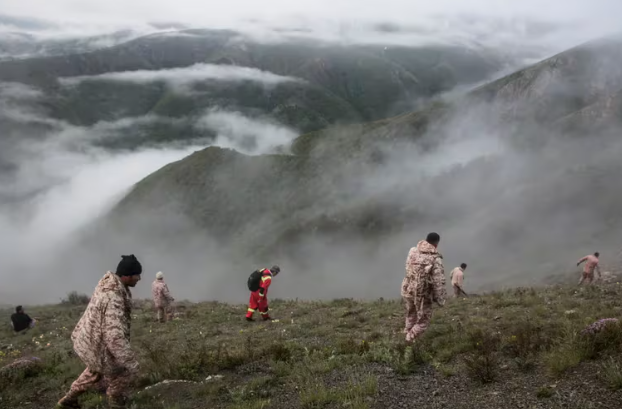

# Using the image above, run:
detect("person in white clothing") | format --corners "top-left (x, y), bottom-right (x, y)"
top-left (450, 263), bottom-right (467, 297)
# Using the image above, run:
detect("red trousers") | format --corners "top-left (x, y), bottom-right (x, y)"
top-left (246, 291), bottom-right (270, 319)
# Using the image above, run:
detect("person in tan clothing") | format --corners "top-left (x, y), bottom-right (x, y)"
top-left (577, 252), bottom-right (601, 285)
top-left (56, 254), bottom-right (143, 409)
top-left (450, 263), bottom-right (467, 297)
top-left (401, 232), bottom-right (446, 343)
top-left (152, 271), bottom-right (174, 323)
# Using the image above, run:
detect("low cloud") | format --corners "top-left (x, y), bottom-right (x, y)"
top-left (196, 109), bottom-right (298, 155)
top-left (0, 82), bottom-right (43, 99)
top-left (59, 63), bottom-right (301, 91)
top-left (2, 1), bottom-right (621, 60)
top-left (0, 82), bottom-right (53, 124)
top-left (0, 142), bottom-right (206, 301)
top-left (0, 23), bottom-right (169, 60)
top-left (0, 80), bottom-right (306, 304)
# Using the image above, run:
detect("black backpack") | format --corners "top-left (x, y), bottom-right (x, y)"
top-left (247, 269), bottom-right (264, 292)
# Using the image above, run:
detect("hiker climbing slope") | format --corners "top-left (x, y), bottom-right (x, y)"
top-left (401, 232), bottom-right (446, 343)
top-left (450, 263), bottom-right (468, 297)
top-left (246, 265), bottom-right (280, 321)
top-left (577, 251), bottom-right (602, 285)
top-left (152, 271), bottom-right (175, 323)
top-left (57, 255), bottom-right (143, 409)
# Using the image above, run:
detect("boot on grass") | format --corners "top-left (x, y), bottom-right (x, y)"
top-left (55, 398), bottom-right (81, 409)
top-left (56, 392), bottom-right (82, 409)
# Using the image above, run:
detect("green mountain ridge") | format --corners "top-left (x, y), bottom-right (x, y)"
top-left (102, 35), bottom-right (622, 291)
top-left (0, 28), bottom-right (512, 146)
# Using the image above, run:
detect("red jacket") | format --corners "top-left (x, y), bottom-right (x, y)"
top-left (257, 268), bottom-right (273, 298)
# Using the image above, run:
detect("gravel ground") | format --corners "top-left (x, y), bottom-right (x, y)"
top-left (372, 361), bottom-right (622, 409)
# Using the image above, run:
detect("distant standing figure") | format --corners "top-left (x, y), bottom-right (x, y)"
top-left (152, 271), bottom-right (175, 323)
top-left (577, 252), bottom-right (601, 285)
top-left (11, 306), bottom-right (35, 333)
top-left (401, 232), bottom-right (447, 343)
top-left (246, 265), bottom-right (280, 321)
top-left (450, 263), bottom-right (467, 297)
top-left (56, 254), bottom-right (143, 409)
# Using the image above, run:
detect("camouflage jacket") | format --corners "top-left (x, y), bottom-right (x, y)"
top-left (151, 280), bottom-right (174, 308)
top-left (578, 255), bottom-right (600, 274)
top-left (71, 272), bottom-right (138, 375)
top-left (401, 240), bottom-right (446, 306)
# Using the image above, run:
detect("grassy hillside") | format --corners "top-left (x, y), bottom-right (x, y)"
top-left (2, 280), bottom-right (622, 408)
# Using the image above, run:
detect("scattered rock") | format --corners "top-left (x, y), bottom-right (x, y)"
top-left (138, 379), bottom-right (199, 394)
top-left (0, 357), bottom-right (42, 382)
top-left (139, 374), bottom-right (226, 395)
top-left (600, 271), bottom-right (622, 284)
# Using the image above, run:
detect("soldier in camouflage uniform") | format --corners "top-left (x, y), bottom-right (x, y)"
top-left (401, 232), bottom-right (446, 343)
top-left (56, 254), bottom-right (143, 409)
top-left (152, 271), bottom-right (174, 323)
top-left (577, 252), bottom-right (602, 285)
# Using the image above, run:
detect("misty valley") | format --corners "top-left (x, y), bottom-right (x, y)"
top-left (1, 7), bottom-right (622, 409)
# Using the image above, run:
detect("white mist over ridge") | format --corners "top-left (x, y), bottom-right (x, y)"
top-left (0, 77), bottom-right (304, 303)
top-left (1, 0), bottom-right (621, 60)
top-left (1, 1), bottom-right (622, 305)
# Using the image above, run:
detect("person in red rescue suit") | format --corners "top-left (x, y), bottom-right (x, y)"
top-left (246, 265), bottom-right (280, 321)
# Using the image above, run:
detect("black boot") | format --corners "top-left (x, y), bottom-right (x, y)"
top-left (56, 394), bottom-right (82, 409)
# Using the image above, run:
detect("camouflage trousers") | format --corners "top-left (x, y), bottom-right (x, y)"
top-left (156, 306), bottom-right (169, 322)
top-left (579, 271), bottom-right (594, 285)
top-left (58, 367), bottom-right (134, 408)
top-left (403, 296), bottom-right (432, 343)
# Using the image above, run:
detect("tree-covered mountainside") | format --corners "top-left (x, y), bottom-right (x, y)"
top-left (0, 28), bottom-right (511, 146)
top-left (104, 35), bottom-right (622, 290)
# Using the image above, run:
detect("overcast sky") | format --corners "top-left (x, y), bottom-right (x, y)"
top-left (2, 0), bottom-right (621, 52)
top-left (3, 0), bottom-right (621, 26)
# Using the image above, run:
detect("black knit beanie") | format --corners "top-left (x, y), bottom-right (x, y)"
top-left (115, 254), bottom-right (143, 277)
